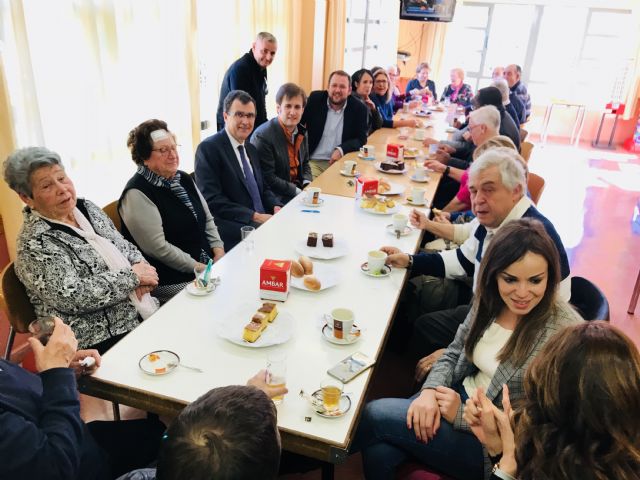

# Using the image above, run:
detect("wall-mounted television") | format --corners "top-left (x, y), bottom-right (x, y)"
top-left (399, 0), bottom-right (457, 23)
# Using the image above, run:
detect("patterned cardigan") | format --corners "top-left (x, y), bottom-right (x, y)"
top-left (422, 301), bottom-right (583, 479)
top-left (15, 199), bottom-right (146, 349)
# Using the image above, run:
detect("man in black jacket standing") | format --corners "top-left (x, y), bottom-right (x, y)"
top-left (216, 32), bottom-right (277, 131)
top-left (301, 70), bottom-right (368, 178)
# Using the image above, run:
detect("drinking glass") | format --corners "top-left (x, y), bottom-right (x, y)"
top-left (320, 377), bottom-right (344, 412)
top-left (240, 226), bottom-right (255, 253)
top-left (28, 316), bottom-right (56, 345)
top-left (266, 353), bottom-right (287, 405)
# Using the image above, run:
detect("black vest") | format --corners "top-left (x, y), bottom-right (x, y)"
top-left (119, 171), bottom-right (209, 286)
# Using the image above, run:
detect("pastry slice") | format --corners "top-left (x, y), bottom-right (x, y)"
top-left (252, 312), bottom-right (268, 329)
top-left (258, 303), bottom-right (278, 323)
top-left (242, 321), bottom-right (263, 343)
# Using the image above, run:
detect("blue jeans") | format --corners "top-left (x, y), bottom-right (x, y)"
top-left (354, 390), bottom-right (483, 480)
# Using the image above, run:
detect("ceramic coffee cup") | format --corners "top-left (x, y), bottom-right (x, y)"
top-left (367, 250), bottom-right (388, 275)
top-left (343, 160), bottom-right (357, 175)
top-left (360, 145), bottom-right (375, 157)
top-left (329, 308), bottom-right (355, 340)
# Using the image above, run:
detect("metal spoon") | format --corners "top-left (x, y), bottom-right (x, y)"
top-left (167, 362), bottom-right (203, 373)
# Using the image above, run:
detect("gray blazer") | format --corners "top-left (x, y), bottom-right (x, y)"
top-left (251, 117), bottom-right (312, 204)
top-left (422, 301), bottom-right (583, 478)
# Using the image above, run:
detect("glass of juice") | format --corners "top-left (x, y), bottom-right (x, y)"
top-left (266, 353), bottom-right (287, 405)
top-left (320, 377), bottom-right (344, 412)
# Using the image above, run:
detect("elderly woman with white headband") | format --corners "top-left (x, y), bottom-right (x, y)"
top-left (119, 119), bottom-right (225, 303)
top-left (4, 147), bottom-right (160, 353)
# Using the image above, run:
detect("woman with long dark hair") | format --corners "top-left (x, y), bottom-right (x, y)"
top-left (351, 68), bottom-right (383, 135)
top-left (355, 218), bottom-right (583, 479)
top-left (465, 321), bottom-right (640, 480)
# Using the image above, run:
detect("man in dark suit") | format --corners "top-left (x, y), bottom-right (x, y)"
top-left (215, 32), bottom-right (277, 131)
top-left (196, 90), bottom-right (282, 250)
top-left (250, 82), bottom-right (312, 204)
top-left (301, 70), bottom-right (368, 178)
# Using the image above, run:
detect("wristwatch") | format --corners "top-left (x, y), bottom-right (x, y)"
top-left (407, 254), bottom-right (414, 269)
top-left (444, 166), bottom-right (451, 177)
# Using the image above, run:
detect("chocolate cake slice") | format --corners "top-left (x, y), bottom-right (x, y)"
top-left (322, 233), bottom-right (334, 247)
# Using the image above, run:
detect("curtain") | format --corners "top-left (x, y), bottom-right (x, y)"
top-left (2, 0), bottom-right (196, 208)
top-left (323, 0), bottom-right (347, 79)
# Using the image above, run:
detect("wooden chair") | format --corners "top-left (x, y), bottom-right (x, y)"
top-left (102, 200), bottom-right (121, 232)
top-left (527, 172), bottom-right (545, 205)
top-left (520, 141), bottom-right (534, 163)
top-left (628, 268), bottom-right (640, 315)
top-left (0, 262), bottom-right (36, 360)
top-left (570, 276), bottom-right (610, 321)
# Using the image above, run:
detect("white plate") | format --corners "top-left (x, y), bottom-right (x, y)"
top-left (410, 175), bottom-right (430, 183)
top-left (321, 323), bottom-right (361, 345)
top-left (339, 170), bottom-right (358, 177)
top-left (446, 127), bottom-right (457, 133)
top-left (360, 203), bottom-right (400, 215)
top-left (311, 389), bottom-right (352, 418)
top-left (377, 181), bottom-right (404, 196)
top-left (295, 239), bottom-right (349, 260)
top-left (291, 264), bottom-right (340, 291)
top-left (139, 350), bottom-right (180, 376)
top-left (216, 309), bottom-right (294, 348)
top-left (357, 153), bottom-right (375, 160)
top-left (301, 198), bottom-right (325, 207)
top-left (374, 162), bottom-right (408, 175)
top-left (185, 282), bottom-right (217, 296)
top-left (360, 262), bottom-right (391, 277)
top-left (413, 111), bottom-right (431, 117)
top-left (385, 224), bottom-right (413, 236)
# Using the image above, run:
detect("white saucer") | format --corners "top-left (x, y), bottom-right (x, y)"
top-left (310, 389), bottom-right (352, 418)
top-left (339, 170), bottom-right (358, 177)
top-left (186, 282), bottom-right (216, 296)
top-left (386, 224), bottom-right (412, 236)
top-left (446, 127), bottom-right (458, 133)
top-left (321, 323), bottom-right (361, 345)
top-left (139, 350), bottom-right (180, 376)
top-left (360, 262), bottom-right (391, 277)
top-left (302, 198), bottom-right (325, 207)
top-left (410, 175), bottom-right (429, 183)
top-left (358, 153), bottom-right (375, 160)
top-left (405, 197), bottom-right (427, 206)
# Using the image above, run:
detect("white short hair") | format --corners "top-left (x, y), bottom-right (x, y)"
top-left (469, 105), bottom-right (501, 132)
top-left (491, 78), bottom-right (510, 104)
top-left (469, 147), bottom-right (526, 192)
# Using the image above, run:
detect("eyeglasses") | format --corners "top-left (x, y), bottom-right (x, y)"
top-left (152, 145), bottom-right (180, 156)
top-left (230, 111), bottom-right (256, 120)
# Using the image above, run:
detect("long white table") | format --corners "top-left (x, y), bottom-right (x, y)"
top-left (80, 192), bottom-right (427, 462)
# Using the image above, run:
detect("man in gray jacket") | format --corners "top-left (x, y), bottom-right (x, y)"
top-left (251, 83), bottom-right (312, 204)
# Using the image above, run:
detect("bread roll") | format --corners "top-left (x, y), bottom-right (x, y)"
top-left (290, 260), bottom-right (304, 278)
top-left (299, 256), bottom-right (313, 275)
top-left (303, 275), bottom-right (321, 291)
